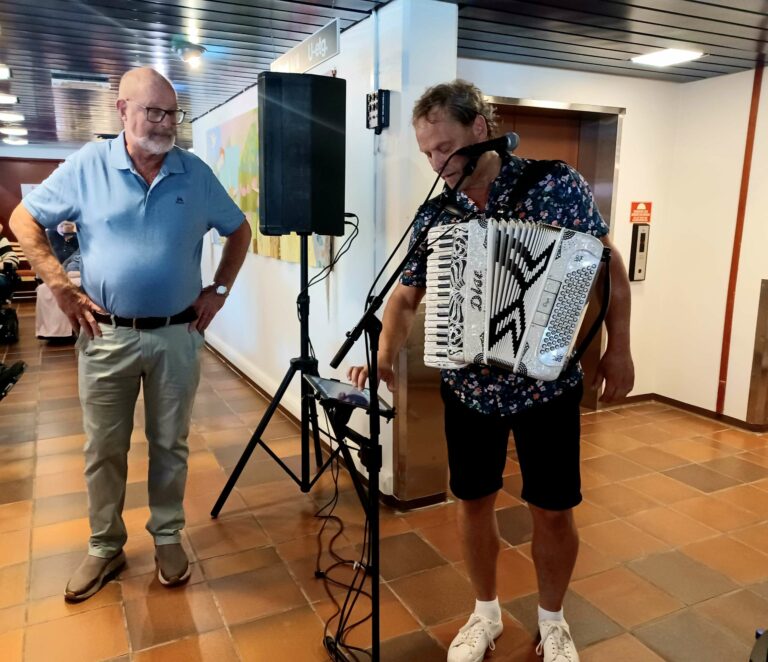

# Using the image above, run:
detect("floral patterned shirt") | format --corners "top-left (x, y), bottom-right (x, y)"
top-left (401, 155), bottom-right (609, 416)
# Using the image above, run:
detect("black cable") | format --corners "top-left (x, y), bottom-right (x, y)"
top-left (313, 407), bottom-right (371, 660)
top-left (295, 216), bottom-right (361, 362)
top-left (301, 216), bottom-right (360, 299)
top-left (311, 397), bottom-right (375, 661)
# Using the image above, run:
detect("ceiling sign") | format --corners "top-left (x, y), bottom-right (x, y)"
top-left (272, 20), bottom-right (340, 74)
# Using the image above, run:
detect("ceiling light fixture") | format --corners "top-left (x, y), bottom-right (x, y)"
top-left (0, 126), bottom-right (27, 136)
top-left (172, 40), bottom-right (206, 68)
top-left (0, 111), bottom-right (24, 122)
top-left (631, 49), bottom-right (704, 67)
top-left (0, 92), bottom-right (19, 104)
top-left (3, 136), bottom-right (27, 145)
top-left (0, 65), bottom-right (10, 80)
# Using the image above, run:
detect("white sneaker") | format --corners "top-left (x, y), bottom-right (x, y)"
top-left (447, 613), bottom-right (503, 662)
top-left (536, 620), bottom-right (579, 662)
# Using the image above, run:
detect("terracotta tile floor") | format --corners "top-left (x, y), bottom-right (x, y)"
top-left (2, 303), bottom-right (768, 661)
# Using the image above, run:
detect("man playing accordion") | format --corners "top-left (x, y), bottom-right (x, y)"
top-left (349, 79), bottom-right (634, 662)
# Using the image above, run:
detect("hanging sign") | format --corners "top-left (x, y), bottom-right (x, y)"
top-left (272, 20), bottom-right (340, 74)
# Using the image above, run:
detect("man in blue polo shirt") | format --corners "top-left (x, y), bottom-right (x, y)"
top-left (10, 67), bottom-right (251, 601)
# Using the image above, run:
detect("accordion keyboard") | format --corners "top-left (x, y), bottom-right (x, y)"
top-left (424, 224), bottom-right (469, 368)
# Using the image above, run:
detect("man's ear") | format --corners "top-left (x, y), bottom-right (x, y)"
top-left (116, 99), bottom-right (127, 121)
top-left (472, 113), bottom-right (489, 141)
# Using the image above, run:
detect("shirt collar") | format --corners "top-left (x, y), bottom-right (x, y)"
top-left (107, 132), bottom-right (132, 170)
top-left (107, 131), bottom-right (186, 175)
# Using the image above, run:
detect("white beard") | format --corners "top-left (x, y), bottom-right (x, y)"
top-left (135, 133), bottom-right (175, 155)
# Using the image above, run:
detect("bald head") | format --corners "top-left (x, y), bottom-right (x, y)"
top-left (118, 67), bottom-right (176, 102)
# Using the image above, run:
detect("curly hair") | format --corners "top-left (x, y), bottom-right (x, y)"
top-left (412, 79), bottom-right (498, 138)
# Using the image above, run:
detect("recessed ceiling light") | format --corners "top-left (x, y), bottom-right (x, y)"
top-left (631, 49), bottom-right (704, 67)
top-left (0, 92), bottom-right (19, 104)
top-left (172, 40), bottom-right (206, 67)
top-left (3, 136), bottom-right (27, 145)
top-left (0, 65), bottom-right (10, 80)
top-left (0, 111), bottom-right (23, 122)
top-left (0, 126), bottom-right (27, 136)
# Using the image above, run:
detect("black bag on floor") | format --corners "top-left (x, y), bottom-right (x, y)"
top-left (0, 360), bottom-right (25, 400)
top-left (0, 307), bottom-right (19, 344)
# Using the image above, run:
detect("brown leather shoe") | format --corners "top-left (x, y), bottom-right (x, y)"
top-left (64, 551), bottom-right (126, 602)
top-left (155, 543), bottom-right (191, 586)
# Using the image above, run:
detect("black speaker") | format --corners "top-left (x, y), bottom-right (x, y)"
top-left (258, 72), bottom-right (346, 236)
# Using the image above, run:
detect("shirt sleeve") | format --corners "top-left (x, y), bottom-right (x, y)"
top-left (399, 205), bottom-right (439, 289)
top-left (527, 161), bottom-right (608, 238)
top-left (21, 155), bottom-right (80, 229)
top-left (205, 164), bottom-right (246, 236)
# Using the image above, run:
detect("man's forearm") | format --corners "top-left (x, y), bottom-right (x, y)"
top-left (9, 204), bottom-right (70, 291)
top-left (213, 220), bottom-right (251, 289)
top-left (605, 248), bottom-right (631, 352)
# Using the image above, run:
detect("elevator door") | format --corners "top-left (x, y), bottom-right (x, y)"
top-left (496, 107), bottom-right (581, 164)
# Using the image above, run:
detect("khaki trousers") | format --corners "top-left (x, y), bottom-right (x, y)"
top-left (77, 324), bottom-right (204, 557)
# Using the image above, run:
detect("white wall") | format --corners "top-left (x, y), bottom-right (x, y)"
top-left (662, 71), bottom-right (754, 415)
top-left (193, 0), bottom-right (458, 494)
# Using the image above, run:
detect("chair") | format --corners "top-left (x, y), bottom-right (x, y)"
top-left (8, 241), bottom-right (37, 301)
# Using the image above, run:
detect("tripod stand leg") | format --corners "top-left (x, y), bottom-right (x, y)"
top-left (300, 375), bottom-right (313, 491)
top-left (307, 394), bottom-right (324, 468)
top-left (211, 363), bottom-right (298, 517)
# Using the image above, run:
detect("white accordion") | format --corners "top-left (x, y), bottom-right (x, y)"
top-left (424, 218), bottom-right (605, 381)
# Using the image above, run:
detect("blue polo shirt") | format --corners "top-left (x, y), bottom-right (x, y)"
top-left (23, 132), bottom-right (245, 317)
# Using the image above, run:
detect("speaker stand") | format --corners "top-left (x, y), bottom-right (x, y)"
top-left (211, 234), bottom-right (341, 516)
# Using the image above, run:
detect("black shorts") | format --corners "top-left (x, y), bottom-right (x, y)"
top-left (441, 380), bottom-right (584, 510)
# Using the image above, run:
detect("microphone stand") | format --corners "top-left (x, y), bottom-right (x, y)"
top-left (328, 155), bottom-right (480, 661)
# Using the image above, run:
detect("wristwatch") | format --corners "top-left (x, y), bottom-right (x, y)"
top-left (214, 283), bottom-right (229, 297)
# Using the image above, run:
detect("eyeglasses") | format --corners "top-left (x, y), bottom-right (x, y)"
top-left (126, 100), bottom-right (186, 125)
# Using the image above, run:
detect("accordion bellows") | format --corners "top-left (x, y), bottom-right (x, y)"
top-left (424, 218), bottom-right (604, 381)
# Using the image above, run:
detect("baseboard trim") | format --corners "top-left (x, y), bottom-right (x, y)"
top-left (604, 392), bottom-right (768, 433)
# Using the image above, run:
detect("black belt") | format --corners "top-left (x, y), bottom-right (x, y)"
top-left (92, 306), bottom-right (198, 330)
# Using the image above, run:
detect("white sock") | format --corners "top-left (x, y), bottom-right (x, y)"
top-left (538, 605), bottom-right (564, 623)
top-left (474, 597), bottom-right (501, 622)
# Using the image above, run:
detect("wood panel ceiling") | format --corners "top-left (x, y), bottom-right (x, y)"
top-left (0, 0), bottom-right (765, 148)
top-left (453, 0), bottom-right (767, 83)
